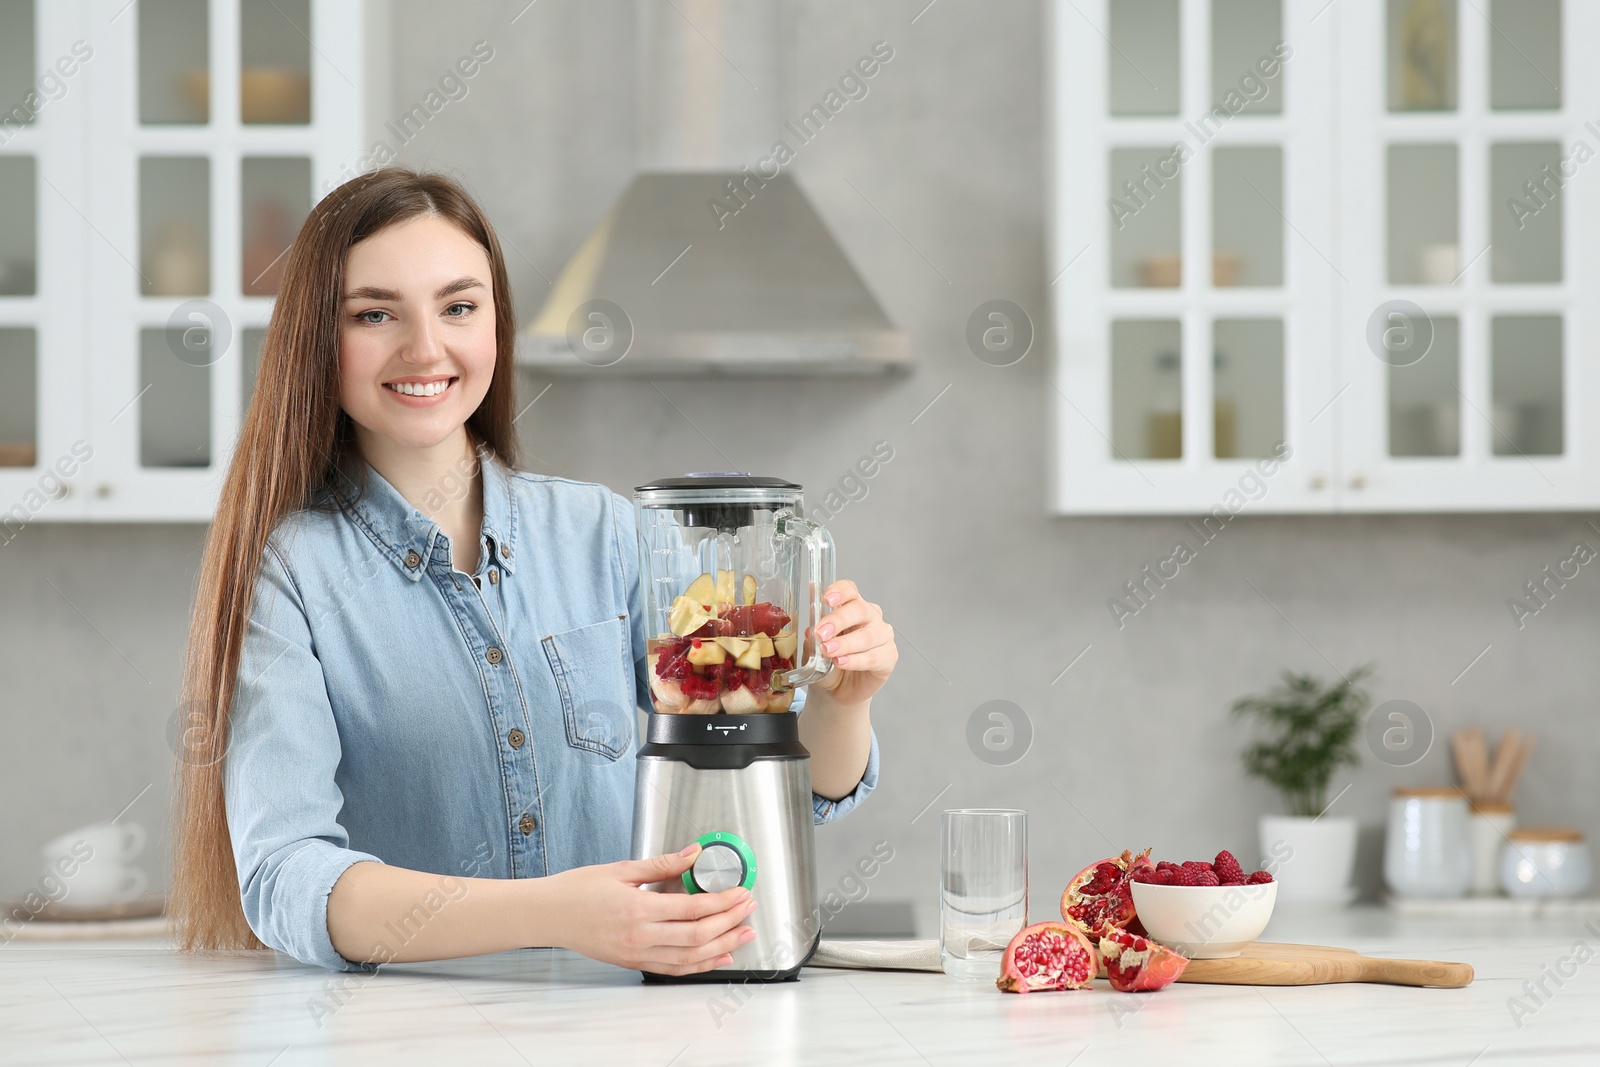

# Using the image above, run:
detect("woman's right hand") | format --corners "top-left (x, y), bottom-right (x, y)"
top-left (548, 845), bottom-right (758, 976)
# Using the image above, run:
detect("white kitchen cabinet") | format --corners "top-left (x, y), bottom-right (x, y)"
top-left (0, 1), bottom-right (90, 525)
top-left (1049, 0), bottom-right (1600, 514)
top-left (0, 0), bottom-right (365, 525)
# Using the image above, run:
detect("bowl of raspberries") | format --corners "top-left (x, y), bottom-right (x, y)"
top-left (1129, 851), bottom-right (1277, 958)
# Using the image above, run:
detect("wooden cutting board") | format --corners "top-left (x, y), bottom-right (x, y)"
top-left (1175, 941), bottom-right (1473, 988)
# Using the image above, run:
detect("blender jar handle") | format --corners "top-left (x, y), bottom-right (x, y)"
top-left (775, 513), bottom-right (835, 690)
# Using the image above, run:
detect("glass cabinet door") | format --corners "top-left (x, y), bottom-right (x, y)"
top-left (0, 1), bottom-right (90, 521)
top-left (1336, 0), bottom-right (1596, 511)
top-left (82, 0), bottom-right (364, 520)
top-left (1052, 0), bottom-right (1336, 514)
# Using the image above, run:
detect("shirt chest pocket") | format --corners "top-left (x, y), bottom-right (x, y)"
top-left (541, 614), bottom-right (636, 761)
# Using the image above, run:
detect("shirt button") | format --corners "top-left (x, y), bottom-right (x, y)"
top-left (508, 728), bottom-right (525, 749)
top-left (486, 646), bottom-right (503, 665)
top-left (518, 813), bottom-right (535, 835)
top-left (404, 550), bottom-right (421, 568)
top-left (488, 568), bottom-right (499, 585)
top-left (502, 544), bottom-right (513, 562)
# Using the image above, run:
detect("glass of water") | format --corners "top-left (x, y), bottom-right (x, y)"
top-left (940, 808), bottom-right (1027, 981)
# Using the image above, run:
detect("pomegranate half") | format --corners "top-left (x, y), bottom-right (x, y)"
top-left (1061, 848), bottom-right (1153, 937)
top-left (995, 921), bottom-right (1097, 994)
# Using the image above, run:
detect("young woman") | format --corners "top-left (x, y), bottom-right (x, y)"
top-left (171, 168), bottom-right (896, 976)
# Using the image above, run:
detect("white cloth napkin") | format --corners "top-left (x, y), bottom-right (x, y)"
top-left (806, 939), bottom-right (944, 972)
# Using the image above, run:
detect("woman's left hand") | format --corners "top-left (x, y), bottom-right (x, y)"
top-left (807, 579), bottom-right (897, 708)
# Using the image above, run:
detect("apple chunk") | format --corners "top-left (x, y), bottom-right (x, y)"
top-left (687, 640), bottom-right (726, 666)
top-left (667, 596), bottom-right (715, 638)
top-left (716, 636), bottom-right (752, 658)
top-left (683, 573), bottom-right (717, 609)
top-left (773, 632), bottom-right (798, 659)
top-left (743, 574), bottom-right (757, 606)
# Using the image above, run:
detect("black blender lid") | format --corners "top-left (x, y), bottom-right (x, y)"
top-left (635, 472), bottom-right (801, 492)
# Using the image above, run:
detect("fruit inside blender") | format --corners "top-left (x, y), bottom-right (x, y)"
top-left (647, 570), bottom-right (800, 714)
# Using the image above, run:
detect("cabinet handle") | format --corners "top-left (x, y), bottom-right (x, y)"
top-left (1349, 474), bottom-right (1368, 490)
top-left (1309, 473), bottom-right (1327, 490)
top-left (51, 482), bottom-right (71, 500)
top-left (95, 483), bottom-right (113, 499)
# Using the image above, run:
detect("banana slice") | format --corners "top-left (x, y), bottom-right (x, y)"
top-left (721, 686), bottom-right (769, 714)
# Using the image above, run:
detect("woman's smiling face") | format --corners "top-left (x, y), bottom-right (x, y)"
top-left (338, 214), bottom-right (497, 451)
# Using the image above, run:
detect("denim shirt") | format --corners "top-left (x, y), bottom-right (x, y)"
top-left (222, 449), bottom-right (879, 972)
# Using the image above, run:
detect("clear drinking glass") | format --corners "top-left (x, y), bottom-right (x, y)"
top-left (940, 809), bottom-right (1027, 981)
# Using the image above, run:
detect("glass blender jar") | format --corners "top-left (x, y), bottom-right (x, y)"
top-left (634, 473), bottom-right (835, 715)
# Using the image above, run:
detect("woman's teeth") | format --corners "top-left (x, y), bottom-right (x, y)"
top-left (388, 380), bottom-right (451, 397)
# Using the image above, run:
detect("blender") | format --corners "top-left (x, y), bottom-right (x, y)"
top-left (631, 473), bottom-right (835, 982)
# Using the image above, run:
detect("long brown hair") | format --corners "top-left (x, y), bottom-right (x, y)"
top-left (171, 168), bottom-right (519, 953)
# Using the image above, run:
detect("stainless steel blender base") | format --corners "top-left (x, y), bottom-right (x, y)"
top-left (632, 747), bottom-right (820, 980)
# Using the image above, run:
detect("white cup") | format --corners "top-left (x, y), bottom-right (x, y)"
top-left (40, 822), bottom-right (148, 909)
top-left (1384, 790), bottom-right (1470, 898)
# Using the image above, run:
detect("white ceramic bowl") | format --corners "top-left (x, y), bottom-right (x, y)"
top-left (1130, 881), bottom-right (1278, 958)
top-left (1500, 837), bottom-right (1591, 899)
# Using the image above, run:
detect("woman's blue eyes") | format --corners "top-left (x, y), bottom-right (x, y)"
top-left (353, 302), bottom-right (477, 325)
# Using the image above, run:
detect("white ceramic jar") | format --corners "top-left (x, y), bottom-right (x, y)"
top-left (1383, 788), bottom-right (1471, 898)
top-left (1500, 827), bottom-right (1591, 899)
top-left (1467, 802), bottom-right (1515, 896)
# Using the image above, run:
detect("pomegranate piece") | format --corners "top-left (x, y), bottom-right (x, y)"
top-left (1098, 925), bottom-right (1189, 993)
top-left (995, 922), bottom-right (1097, 994)
top-left (1061, 848), bottom-right (1153, 937)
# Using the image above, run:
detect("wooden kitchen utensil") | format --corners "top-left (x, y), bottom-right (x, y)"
top-left (1176, 941), bottom-right (1473, 988)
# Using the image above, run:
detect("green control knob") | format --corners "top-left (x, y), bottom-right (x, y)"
top-left (682, 831), bottom-right (757, 894)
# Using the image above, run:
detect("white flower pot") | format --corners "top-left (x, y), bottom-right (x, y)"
top-left (1259, 815), bottom-right (1359, 904)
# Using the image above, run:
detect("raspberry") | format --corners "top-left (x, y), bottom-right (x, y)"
top-left (1182, 860), bottom-right (1214, 875)
top-left (1195, 871), bottom-right (1220, 886)
top-left (655, 642), bottom-right (692, 681)
top-left (1214, 850), bottom-right (1246, 885)
top-left (1171, 868), bottom-right (1202, 887)
top-left (681, 672), bottom-right (721, 700)
top-left (1130, 866), bottom-right (1155, 883)
top-left (1156, 861), bottom-right (1180, 872)
top-left (1149, 868), bottom-right (1173, 885)
top-left (1246, 870), bottom-right (1274, 884)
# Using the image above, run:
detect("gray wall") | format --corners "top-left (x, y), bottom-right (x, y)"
top-left (3, 1), bottom-right (1597, 934)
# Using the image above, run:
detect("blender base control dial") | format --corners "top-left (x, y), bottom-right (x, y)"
top-left (682, 832), bottom-right (757, 894)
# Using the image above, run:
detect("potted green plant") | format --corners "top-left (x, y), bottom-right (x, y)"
top-left (1231, 666), bottom-right (1373, 903)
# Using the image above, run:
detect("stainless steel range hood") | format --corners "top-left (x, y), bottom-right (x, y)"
top-left (520, 1), bottom-right (909, 375)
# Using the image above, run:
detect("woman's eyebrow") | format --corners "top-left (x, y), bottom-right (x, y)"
top-left (343, 277), bottom-right (486, 302)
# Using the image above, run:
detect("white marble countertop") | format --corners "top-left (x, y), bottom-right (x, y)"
top-left (5, 905), bottom-right (1599, 1065)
